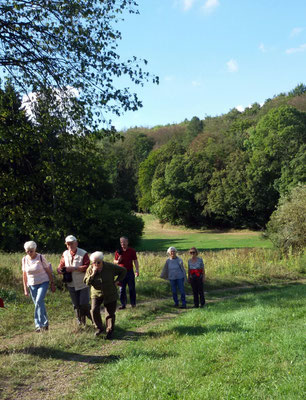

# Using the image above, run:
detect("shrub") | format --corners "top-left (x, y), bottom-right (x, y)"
top-left (265, 185), bottom-right (306, 253)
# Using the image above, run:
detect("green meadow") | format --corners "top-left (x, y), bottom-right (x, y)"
top-left (0, 216), bottom-right (305, 400)
top-left (136, 214), bottom-right (271, 252)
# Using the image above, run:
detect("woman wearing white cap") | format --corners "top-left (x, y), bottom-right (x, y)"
top-left (160, 247), bottom-right (187, 308)
top-left (57, 235), bottom-right (92, 325)
top-left (22, 241), bottom-right (56, 332)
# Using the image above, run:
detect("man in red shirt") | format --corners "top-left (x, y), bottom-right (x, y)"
top-left (114, 236), bottom-right (139, 309)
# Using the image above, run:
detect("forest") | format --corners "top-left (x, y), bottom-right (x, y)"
top-left (0, 82), bottom-right (305, 252)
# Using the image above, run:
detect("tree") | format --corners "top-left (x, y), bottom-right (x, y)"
top-left (265, 185), bottom-right (306, 253)
top-left (0, 0), bottom-right (158, 128)
top-left (0, 82), bottom-right (144, 251)
top-left (246, 105), bottom-right (306, 226)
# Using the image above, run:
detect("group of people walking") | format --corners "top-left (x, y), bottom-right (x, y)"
top-left (22, 235), bottom-right (205, 338)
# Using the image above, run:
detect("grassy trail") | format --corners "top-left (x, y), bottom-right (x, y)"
top-left (1, 281), bottom-right (304, 400)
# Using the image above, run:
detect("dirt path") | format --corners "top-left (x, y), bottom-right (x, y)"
top-left (1, 280), bottom-right (305, 400)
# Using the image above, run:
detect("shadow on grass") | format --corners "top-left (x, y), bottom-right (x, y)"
top-left (136, 238), bottom-right (247, 252)
top-left (208, 282), bottom-right (306, 314)
top-left (0, 346), bottom-right (120, 364)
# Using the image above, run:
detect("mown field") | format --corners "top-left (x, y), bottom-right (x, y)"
top-left (0, 216), bottom-right (305, 400)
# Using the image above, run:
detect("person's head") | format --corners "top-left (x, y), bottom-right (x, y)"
top-left (167, 246), bottom-right (177, 259)
top-left (24, 241), bottom-right (37, 259)
top-left (120, 236), bottom-right (129, 251)
top-left (65, 235), bottom-right (78, 252)
top-left (189, 247), bottom-right (198, 257)
top-left (90, 251), bottom-right (104, 267)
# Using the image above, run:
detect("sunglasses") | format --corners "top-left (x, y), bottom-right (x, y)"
top-left (93, 261), bottom-right (102, 265)
top-left (190, 251), bottom-right (196, 254)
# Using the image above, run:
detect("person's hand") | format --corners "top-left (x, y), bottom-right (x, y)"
top-left (50, 282), bottom-right (56, 293)
top-left (24, 289), bottom-right (29, 296)
top-left (115, 281), bottom-right (122, 287)
top-left (135, 271), bottom-right (139, 277)
top-left (92, 265), bottom-right (99, 274)
top-left (65, 266), bottom-right (74, 272)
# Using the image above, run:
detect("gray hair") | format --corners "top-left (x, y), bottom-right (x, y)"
top-left (167, 246), bottom-right (177, 255)
top-left (120, 236), bottom-right (128, 242)
top-left (90, 251), bottom-right (104, 262)
top-left (24, 241), bottom-right (37, 251)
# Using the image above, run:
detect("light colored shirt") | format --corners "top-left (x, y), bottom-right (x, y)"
top-left (22, 254), bottom-right (49, 286)
top-left (167, 257), bottom-right (185, 280)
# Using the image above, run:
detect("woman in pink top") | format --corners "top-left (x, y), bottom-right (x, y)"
top-left (22, 241), bottom-right (56, 332)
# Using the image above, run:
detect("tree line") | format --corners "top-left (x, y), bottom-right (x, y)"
top-left (114, 86), bottom-right (306, 230)
top-left (1, 82), bottom-right (305, 252)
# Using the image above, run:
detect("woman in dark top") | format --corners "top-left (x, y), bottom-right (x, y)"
top-left (188, 247), bottom-right (205, 308)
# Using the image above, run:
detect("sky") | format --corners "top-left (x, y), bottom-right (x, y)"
top-left (109, 0), bottom-right (306, 131)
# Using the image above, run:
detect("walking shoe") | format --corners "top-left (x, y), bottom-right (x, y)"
top-left (200, 304), bottom-right (205, 308)
top-left (95, 329), bottom-right (103, 337)
top-left (105, 331), bottom-right (113, 340)
top-left (41, 325), bottom-right (49, 331)
top-left (118, 305), bottom-right (126, 310)
top-left (192, 305), bottom-right (199, 308)
top-left (180, 305), bottom-right (187, 309)
top-left (35, 327), bottom-right (41, 333)
top-left (131, 304), bottom-right (136, 308)
top-left (173, 303), bottom-right (179, 307)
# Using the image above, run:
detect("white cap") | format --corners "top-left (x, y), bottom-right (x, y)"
top-left (65, 235), bottom-right (77, 243)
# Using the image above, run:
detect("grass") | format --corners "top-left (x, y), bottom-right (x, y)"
top-left (70, 284), bottom-right (305, 400)
top-left (136, 214), bottom-right (272, 252)
top-left (0, 216), bottom-right (304, 399)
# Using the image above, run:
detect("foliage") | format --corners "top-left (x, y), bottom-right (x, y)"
top-left (0, 82), bottom-right (143, 252)
top-left (266, 185), bottom-right (306, 253)
top-left (0, 0), bottom-right (158, 128)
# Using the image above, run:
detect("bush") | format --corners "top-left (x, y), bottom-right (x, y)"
top-left (265, 185), bottom-right (306, 253)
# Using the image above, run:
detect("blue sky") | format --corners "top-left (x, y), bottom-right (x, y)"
top-left (110, 0), bottom-right (306, 131)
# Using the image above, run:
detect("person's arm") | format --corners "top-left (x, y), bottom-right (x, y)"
top-left (41, 256), bottom-right (56, 292)
top-left (57, 255), bottom-right (65, 274)
top-left (83, 265), bottom-right (96, 285)
top-left (114, 264), bottom-right (127, 283)
top-left (160, 260), bottom-right (169, 280)
top-left (113, 251), bottom-right (120, 264)
top-left (76, 253), bottom-right (90, 273)
top-left (23, 270), bottom-right (29, 296)
top-left (187, 260), bottom-right (191, 282)
top-left (134, 259), bottom-right (139, 277)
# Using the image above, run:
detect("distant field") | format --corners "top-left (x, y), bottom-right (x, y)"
top-left (136, 214), bottom-right (272, 252)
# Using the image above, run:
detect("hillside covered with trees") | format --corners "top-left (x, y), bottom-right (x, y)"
top-left (104, 84), bottom-right (306, 230)
top-left (0, 83), bottom-right (305, 252)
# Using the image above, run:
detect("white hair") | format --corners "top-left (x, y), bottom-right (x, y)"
top-left (167, 246), bottom-right (177, 255)
top-left (24, 241), bottom-right (37, 251)
top-left (90, 251), bottom-right (104, 262)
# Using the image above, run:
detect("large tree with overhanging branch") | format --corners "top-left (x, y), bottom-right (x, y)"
top-left (0, 0), bottom-right (158, 129)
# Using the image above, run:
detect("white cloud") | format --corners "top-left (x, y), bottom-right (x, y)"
top-left (182, 0), bottom-right (195, 11)
top-left (290, 27), bottom-right (304, 38)
top-left (286, 43), bottom-right (306, 54)
top-left (235, 105), bottom-right (244, 112)
top-left (191, 80), bottom-right (202, 87)
top-left (202, 0), bottom-right (220, 14)
top-left (164, 75), bottom-right (175, 82)
top-left (259, 43), bottom-right (267, 53)
top-left (226, 59), bottom-right (238, 72)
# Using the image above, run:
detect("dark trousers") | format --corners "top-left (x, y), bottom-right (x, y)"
top-left (67, 286), bottom-right (91, 323)
top-left (91, 297), bottom-right (117, 333)
top-left (190, 275), bottom-right (205, 307)
top-left (120, 269), bottom-right (136, 306)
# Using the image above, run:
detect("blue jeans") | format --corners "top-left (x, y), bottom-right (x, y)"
top-left (120, 270), bottom-right (136, 306)
top-left (170, 278), bottom-right (186, 306)
top-left (29, 280), bottom-right (49, 328)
